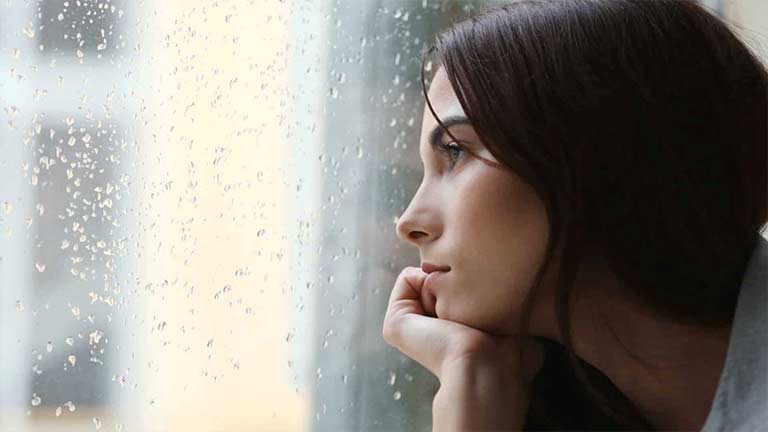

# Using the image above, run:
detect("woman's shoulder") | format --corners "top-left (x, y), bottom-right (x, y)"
top-left (700, 234), bottom-right (768, 432)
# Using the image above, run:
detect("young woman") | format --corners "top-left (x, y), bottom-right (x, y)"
top-left (382, 1), bottom-right (767, 430)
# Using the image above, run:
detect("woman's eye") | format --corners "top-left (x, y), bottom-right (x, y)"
top-left (437, 141), bottom-right (465, 168)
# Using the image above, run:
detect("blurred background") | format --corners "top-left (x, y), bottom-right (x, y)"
top-left (0, 1), bottom-right (766, 431)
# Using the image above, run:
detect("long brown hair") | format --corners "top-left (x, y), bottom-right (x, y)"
top-left (420, 0), bottom-right (768, 429)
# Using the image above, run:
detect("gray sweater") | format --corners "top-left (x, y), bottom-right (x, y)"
top-left (700, 234), bottom-right (768, 432)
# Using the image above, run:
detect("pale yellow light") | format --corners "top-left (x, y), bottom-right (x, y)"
top-left (140, 1), bottom-right (306, 431)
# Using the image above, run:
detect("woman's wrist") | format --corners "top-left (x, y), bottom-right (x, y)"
top-left (432, 356), bottom-right (532, 432)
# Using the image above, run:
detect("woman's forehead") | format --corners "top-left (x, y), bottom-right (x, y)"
top-left (424, 71), bottom-right (467, 123)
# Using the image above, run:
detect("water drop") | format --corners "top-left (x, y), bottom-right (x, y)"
top-left (257, 228), bottom-right (266, 237)
top-left (89, 330), bottom-right (104, 345)
top-left (68, 355), bottom-right (77, 366)
top-left (46, 341), bottom-right (53, 352)
top-left (31, 394), bottom-right (41, 406)
top-left (393, 391), bottom-right (402, 400)
top-left (93, 417), bottom-right (102, 430)
top-left (388, 371), bottom-right (397, 386)
top-left (35, 262), bottom-right (46, 273)
top-left (64, 400), bottom-right (76, 412)
top-left (55, 406), bottom-right (62, 416)
top-left (65, 337), bottom-right (74, 346)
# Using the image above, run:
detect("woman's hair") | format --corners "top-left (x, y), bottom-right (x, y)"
top-left (420, 0), bottom-right (768, 429)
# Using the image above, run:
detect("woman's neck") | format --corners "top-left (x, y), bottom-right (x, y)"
top-left (571, 288), bottom-right (731, 430)
top-left (528, 254), bottom-right (732, 430)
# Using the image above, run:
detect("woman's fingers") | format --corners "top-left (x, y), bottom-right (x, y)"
top-left (382, 267), bottom-right (458, 377)
top-left (384, 266), bottom-right (427, 317)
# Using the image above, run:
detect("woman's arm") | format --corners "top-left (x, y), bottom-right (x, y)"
top-left (433, 356), bottom-right (532, 432)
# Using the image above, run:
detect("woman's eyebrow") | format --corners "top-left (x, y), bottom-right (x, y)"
top-left (427, 115), bottom-right (471, 150)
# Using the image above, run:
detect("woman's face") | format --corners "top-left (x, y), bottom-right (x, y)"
top-left (395, 68), bottom-right (551, 334)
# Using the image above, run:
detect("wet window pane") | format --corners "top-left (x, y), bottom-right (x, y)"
top-left (0, 1), bottom-right (764, 431)
top-left (38, 0), bottom-right (126, 55)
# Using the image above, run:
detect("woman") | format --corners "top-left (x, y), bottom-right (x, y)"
top-left (382, 0), bottom-right (767, 430)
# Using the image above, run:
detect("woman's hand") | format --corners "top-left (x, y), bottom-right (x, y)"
top-left (382, 266), bottom-right (546, 431)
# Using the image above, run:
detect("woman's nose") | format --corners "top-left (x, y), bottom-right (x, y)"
top-left (396, 217), bottom-right (429, 244)
top-left (395, 197), bottom-right (440, 245)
